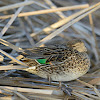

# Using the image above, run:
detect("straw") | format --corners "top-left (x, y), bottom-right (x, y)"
top-left (0, 4), bottom-right (89, 19)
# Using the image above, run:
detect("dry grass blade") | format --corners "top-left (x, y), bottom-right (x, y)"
top-left (44, 0), bottom-right (66, 18)
top-left (0, 87), bottom-right (29, 100)
top-left (0, 89), bottom-right (13, 96)
top-left (0, 55), bottom-right (4, 62)
top-left (88, 14), bottom-right (99, 62)
top-left (0, 38), bottom-right (23, 52)
top-left (0, 96), bottom-right (12, 100)
top-left (0, 69), bottom-right (16, 78)
top-left (0, 1), bottom-right (34, 12)
top-left (0, 49), bottom-right (26, 66)
top-left (0, 77), bottom-right (58, 86)
top-left (0, 65), bottom-right (27, 70)
top-left (36, 3), bottom-right (100, 46)
top-left (13, 91), bottom-right (29, 100)
top-left (0, 4), bottom-right (89, 19)
top-left (72, 91), bottom-right (93, 100)
top-left (0, 86), bottom-right (64, 96)
top-left (75, 91), bottom-right (100, 100)
top-left (88, 78), bottom-right (100, 85)
top-left (19, 18), bottom-right (35, 47)
top-left (76, 79), bottom-right (100, 98)
top-left (0, 6), bottom-right (24, 37)
top-left (31, 3), bottom-right (98, 37)
top-left (0, 77), bottom-right (57, 90)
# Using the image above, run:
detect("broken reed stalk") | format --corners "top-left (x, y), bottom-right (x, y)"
top-left (0, 86), bottom-right (64, 96)
top-left (72, 91), bottom-right (93, 100)
top-left (0, 77), bottom-right (59, 86)
top-left (12, 91), bottom-right (29, 100)
top-left (31, 3), bottom-right (99, 37)
top-left (0, 3), bottom-right (99, 52)
top-left (44, 0), bottom-right (66, 19)
top-left (19, 18), bottom-right (35, 47)
top-left (0, 49), bottom-right (26, 66)
top-left (0, 3), bottom-right (99, 51)
top-left (0, 69), bottom-right (17, 78)
top-left (0, 4), bottom-right (91, 50)
top-left (0, 1), bottom-right (34, 12)
top-left (0, 78), bottom-right (57, 90)
top-left (0, 87), bottom-right (29, 100)
top-left (0, 6), bottom-right (24, 37)
top-left (0, 4), bottom-right (89, 19)
top-left (36, 3), bottom-right (100, 47)
top-left (76, 79), bottom-right (100, 98)
top-left (0, 38), bottom-right (23, 52)
top-left (88, 78), bottom-right (100, 85)
top-left (0, 89), bottom-right (13, 96)
top-left (75, 91), bottom-right (100, 100)
top-left (0, 97), bottom-right (13, 100)
top-left (88, 14), bottom-right (99, 62)
top-left (0, 65), bottom-right (28, 70)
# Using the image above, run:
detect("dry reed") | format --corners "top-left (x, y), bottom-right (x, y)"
top-left (0, 0), bottom-right (100, 100)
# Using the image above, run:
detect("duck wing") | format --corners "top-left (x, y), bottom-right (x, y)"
top-left (20, 45), bottom-right (69, 63)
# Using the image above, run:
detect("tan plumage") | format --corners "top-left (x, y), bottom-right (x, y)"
top-left (20, 39), bottom-right (90, 82)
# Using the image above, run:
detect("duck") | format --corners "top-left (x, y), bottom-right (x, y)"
top-left (19, 39), bottom-right (90, 94)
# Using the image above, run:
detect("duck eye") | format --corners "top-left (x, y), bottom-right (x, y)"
top-left (72, 45), bottom-right (76, 47)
